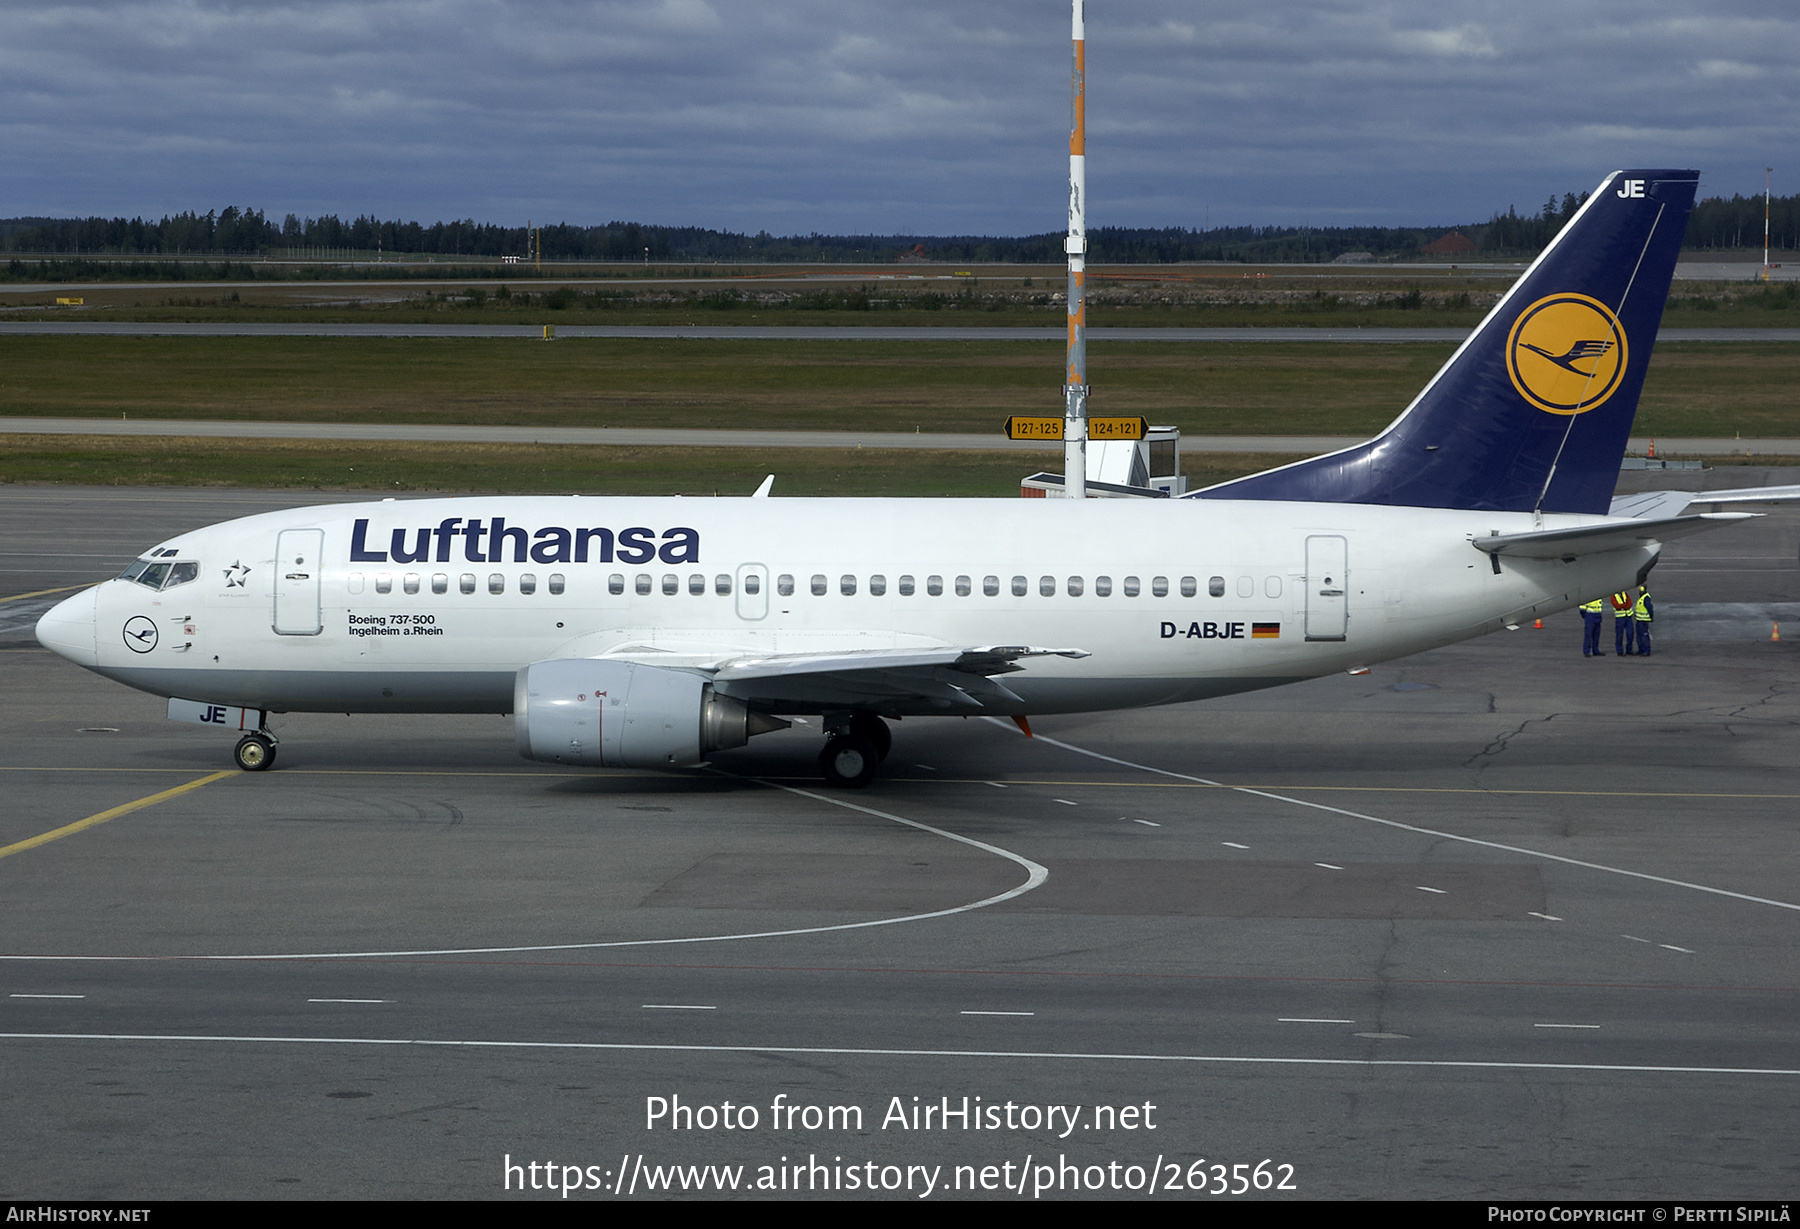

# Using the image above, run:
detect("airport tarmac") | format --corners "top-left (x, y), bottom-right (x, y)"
top-left (2, 481), bottom-right (1798, 1200)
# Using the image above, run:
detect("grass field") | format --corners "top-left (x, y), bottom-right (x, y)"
top-left (6, 266), bottom-right (1799, 327)
top-left (3, 336), bottom-right (1797, 439)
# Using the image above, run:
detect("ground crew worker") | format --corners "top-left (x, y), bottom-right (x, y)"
top-left (1633, 585), bottom-right (1654, 656)
top-left (1580, 597), bottom-right (1605, 656)
top-left (1611, 590), bottom-right (1637, 655)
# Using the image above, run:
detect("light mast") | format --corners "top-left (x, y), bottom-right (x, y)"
top-left (1063, 0), bottom-right (1089, 499)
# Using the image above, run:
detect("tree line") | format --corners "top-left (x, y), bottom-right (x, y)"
top-left (3, 192), bottom-right (1793, 264)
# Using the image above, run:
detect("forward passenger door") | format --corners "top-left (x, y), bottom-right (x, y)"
top-left (273, 528), bottom-right (325, 636)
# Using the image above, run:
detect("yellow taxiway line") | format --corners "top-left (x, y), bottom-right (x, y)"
top-left (0, 771), bottom-right (234, 863)
top-left (0, 583), bottom-right (96, 605)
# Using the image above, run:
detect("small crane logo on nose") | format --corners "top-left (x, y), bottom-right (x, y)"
top-left (123, 616), bottom-right (159, 653)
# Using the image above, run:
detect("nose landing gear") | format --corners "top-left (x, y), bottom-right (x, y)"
top-left (233, 730), bottom-right (278, 772)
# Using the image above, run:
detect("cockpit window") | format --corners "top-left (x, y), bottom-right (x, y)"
top-left (120, 558), bottom-right (200, 590)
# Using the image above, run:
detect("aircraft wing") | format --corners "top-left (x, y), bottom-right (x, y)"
top-left (1471, 513), bottom-right (1755, 560)
top-left (706, 645), bottom-right (1090, 712)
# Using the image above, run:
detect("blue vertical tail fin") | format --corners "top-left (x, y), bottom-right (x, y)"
top-left (1198, 169), bottom-right (1699, 514)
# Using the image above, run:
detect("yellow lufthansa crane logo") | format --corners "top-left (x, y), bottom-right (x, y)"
top-left (1505, 293), bottom-right (1628, 415)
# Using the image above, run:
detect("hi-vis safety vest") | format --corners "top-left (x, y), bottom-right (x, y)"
top-left (1611, 592), bottom-right (1634, 612)
top-left (1634, 591), bottom-right (1653, 621)
top-left (1581, 599), bottom-right (1604, 614)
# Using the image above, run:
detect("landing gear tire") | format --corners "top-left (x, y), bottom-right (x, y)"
top-left (848, 713), bottom-right (892, 762)
top-left (819, 734), bottom-right (878, 789)
top-left (234, 734), bottom-right (276, 772)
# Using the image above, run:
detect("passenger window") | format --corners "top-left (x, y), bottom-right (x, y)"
top-left (1265, 576), bottom-right (1282, 598)
top-left (663, 574), bottom-right (679, 596)
top-left (548, 573), bottom-right (565, 595)
top-left (715, 574), bottom-right (731, 596)
top-left (488, 574), bottom-right (505, 595)
top-left (166, 561), bottom-right (199, 587)
top-left (635, 574), bottom-right (652, 595)
top-left (840, 574), bottom-right (858, 596)
top-left (743, 574), bottom-right (760, 595)
top-left (1095, 575), bottom-right (1112, 597)
top-left (1067, 576), bottom-right (1084, 597)
top-left (459, 574), bottom-right (476, 595)
top-left (1180, 576), bottom-right (1197, 598)
top-left (983, 575), bottom-right (999, 597)
top-left (1012, 575), bottom-right (1028, 597)
top-left (1237, 575), bottom-right (1254, 598)
top-left (1123, 575), bottom-right (1141, 597)
top-left (1209, 576), bottom-right (1225, 597)
top-left (348, 572), bottom-right (365, 595)
top-left (520, 573), bottom-right (537, 595)
top-left (926, 575), bottom-right (943, 596)
top-left (869, 574), bottom-right (886, 596)
top-left (898, 575), bottom-right (915, 596)
top-left (432, 573), bottom-right (448, 595)
top-left (1039, 575), bottom-right (1055, 597)
top-left (954, 575), bottom-right (971, 596)
top-left (375, 573), bottom-right (393, 595)
top-left (607, 574), bottom-right (623, 596)
top-left (688, 573), bottom-right (705, 596)
top-left (1152, 576), bottom-right (1169, 597)
top-left (777, 574), bottom-right (794, 596)
top-left (811, 574), bottom-right (827, 596)
top-left (404, 574), bottom-right (420, 595)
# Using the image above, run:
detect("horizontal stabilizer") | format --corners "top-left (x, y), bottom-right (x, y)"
top-left (1611, 485), bottom-right (1800, 519)
top-left (1471, 513), bottom-right (1754, 560)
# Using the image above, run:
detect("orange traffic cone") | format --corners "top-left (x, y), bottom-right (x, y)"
top-left (1773, 622), bottom-right (1782, 642)
top-left (1533, 618), bottom-right (1543, 629)
top-left (1648, 437), bottom-right (1657, 459)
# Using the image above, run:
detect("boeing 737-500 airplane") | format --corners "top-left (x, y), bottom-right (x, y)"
top-left (36, 169), bottom-right (1753, 787)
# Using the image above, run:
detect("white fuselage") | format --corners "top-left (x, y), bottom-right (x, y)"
top-left (40, 495), bottom-right (1654, 718)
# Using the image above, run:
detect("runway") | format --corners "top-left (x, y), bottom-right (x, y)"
top-left (2, 481), bottom-right (1798, 1199)
top-left (4, 321), bottom-right (1799, 342)
top-left (4, 415), bottom-right (1798, 459)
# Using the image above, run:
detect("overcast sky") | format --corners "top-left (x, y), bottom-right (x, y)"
top-left (2, 1), bottom-right (1794, 234)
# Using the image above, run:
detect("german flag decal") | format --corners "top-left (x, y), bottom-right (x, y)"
top-left (1252, 622), bottom-right (1281, 639)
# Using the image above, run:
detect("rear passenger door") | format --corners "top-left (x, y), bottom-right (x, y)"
top-left (1304, 535), bottom-right (1348, 641)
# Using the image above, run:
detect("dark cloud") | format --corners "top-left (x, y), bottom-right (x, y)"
top-left (1, 1), bottom-right (1793, 232)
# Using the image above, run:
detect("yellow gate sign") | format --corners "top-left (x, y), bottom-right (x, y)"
top-left (1088, 416), bottom-right (1147, 440)
top-left (1005, 415), bottom-right (1147, 441)
top-left (1004, 416), bottom-right (1065, 440)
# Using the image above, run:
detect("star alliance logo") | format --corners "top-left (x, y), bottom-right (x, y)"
top-left (223, 561), bottom-right (250, 588)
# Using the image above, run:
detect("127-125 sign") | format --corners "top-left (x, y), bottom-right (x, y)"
top-left (1004, 416), bottom-right (1146, 441)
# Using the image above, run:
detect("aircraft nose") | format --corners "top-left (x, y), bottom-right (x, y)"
top-left (36, 586), bottom-right (99, 667)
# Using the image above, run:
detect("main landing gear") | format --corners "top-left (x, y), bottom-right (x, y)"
top-left (818, 712), bottom-right (890, 789)
top-left (233, 729), bottom-right (278, 772)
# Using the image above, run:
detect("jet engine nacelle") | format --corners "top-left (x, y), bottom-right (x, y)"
top-left (514, 658), bottom-right (785, 768)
